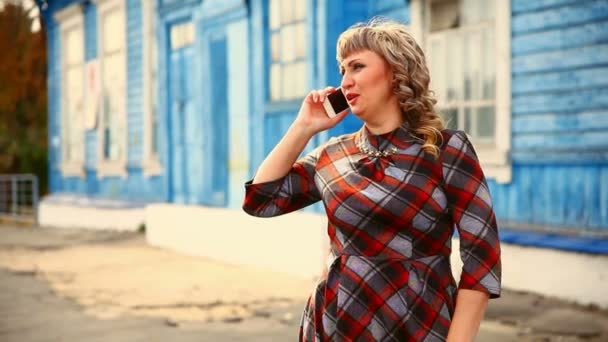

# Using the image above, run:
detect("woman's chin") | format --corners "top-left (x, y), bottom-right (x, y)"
top-left (350, 108), bottom-right (367, 119)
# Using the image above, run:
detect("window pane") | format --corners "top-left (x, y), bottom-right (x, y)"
top-left (270, 64), bottom-right (281, 100)
top-left (271, 32), bottom-right (280, 62)
top-left (428, 37), bottom-right (445, 104)
top-left (103, 9), bottom-right (124, 53)
top-left (294, 61), bottom-right (307, 97)
top-left (269, 0), bottom-right (280, 29)
top-left (66, 68), bottom-right (83, 111)
top-left (442, 107), bottom-right (458, 129)
top-left (482, 29), bottom-right (495, 100)
top-left (281, 0), bottom-right (293, 24)
top-left (464, 107), bottom-right (474, 135)
top-left (294, 0), bottom-right (307, 21)
top-left (65, 28), bottom-right (83, 65)
top-left (103, 52), bottom-right (125, 161)
top-left (170, 22), bottom-right (195, 50)
top-left (66, 66), bottom-right (83, 161)
top-left (430, 0), bottom-right (459, 32)
top-left (183, 22), bottom-right (195, 45)
top-left (462, 0), bottom-right (495, 25)
top-left (461, 0), bottom-right (479, 25)
top-left (481, 0), bottom-right (495, 22)
top-left (111, 116), bottom-right (124, 159)
top-left (104, 54), bottom-right (125, 96)
top-left (463, 31), bottom-right (481, 100)
top-left (269, 0), bottom-right (307, 102)
top-left (446, 32), bottom-right (461, 102)
top-left (281, 25), bottom-right (296, 62)
top-left (477, 106), bottom-right (495, 139)
top-left (294, 23), bottom-right (306, 59)
top-left (170, 24), bottom-right (180, 49)
top-left (282, 63), bottom-right (294, 99)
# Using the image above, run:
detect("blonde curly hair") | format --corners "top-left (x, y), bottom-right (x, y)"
top-left (337, 18), bottom-right (445, 158)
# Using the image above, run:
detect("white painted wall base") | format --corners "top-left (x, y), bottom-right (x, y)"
top-left (38, 195), bottom-right (145, 231)
top-left (145, 203), bottom-right (327, 280)
top-left (470, 241), bottom-right (608, 309)
top-left (146, 204), bottom-right (608, 308)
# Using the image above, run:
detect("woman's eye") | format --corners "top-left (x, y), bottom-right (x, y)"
top-left (353, 63), bottom-right (364, 70)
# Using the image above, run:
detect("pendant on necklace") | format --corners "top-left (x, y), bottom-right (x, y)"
top-left (358, 143), bottom-right (398, 158)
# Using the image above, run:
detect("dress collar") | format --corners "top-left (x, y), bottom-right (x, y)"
top-left (355, 122), bottom-right (420, 153)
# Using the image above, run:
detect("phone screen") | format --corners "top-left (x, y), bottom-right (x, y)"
top-left (323, 88), bottom-right (350, 118)
top-left (327, 88), bottom-right (349, 114)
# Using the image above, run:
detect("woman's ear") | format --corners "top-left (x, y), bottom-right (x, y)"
top-left (392, 77), bottom-right (400, 92)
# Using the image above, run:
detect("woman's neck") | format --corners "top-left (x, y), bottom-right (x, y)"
top-left (364, 103), bottom-right (403, 135)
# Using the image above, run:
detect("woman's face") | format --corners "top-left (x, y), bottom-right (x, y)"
top-left (340, 49), bottom-right (396, 120)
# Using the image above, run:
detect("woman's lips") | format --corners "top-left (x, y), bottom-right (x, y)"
top-left (346, 94), bottom-right (359, 104)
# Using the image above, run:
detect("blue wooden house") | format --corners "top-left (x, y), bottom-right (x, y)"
top-left (39, 0), bottom-right (607, 242)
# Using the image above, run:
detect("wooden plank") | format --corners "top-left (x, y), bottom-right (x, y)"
top-left (513, 44), bottom-right (608, 74)
top-left (513, 67), bottom-right (608, 95)
top-left (512, 150), bottom-right (608, 164)
top-left (512, 0), bottom-right (608, 34)
top-left (512, 110), bottom-right (608, 134)
top-left (512, 88), bottom-right (608, 115)
top-left (512, 20), bottom-right (608, 55)
top-left (512, 0), bottom-right (582, 14)
top-left (512, 130), bottom-right (608, 150)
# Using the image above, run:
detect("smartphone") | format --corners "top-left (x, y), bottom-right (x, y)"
top-left (323, 88), bottom-right (350, 118)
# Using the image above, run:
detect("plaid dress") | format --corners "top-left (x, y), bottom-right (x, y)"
top-left (243, 124), bottom-right (501, 341)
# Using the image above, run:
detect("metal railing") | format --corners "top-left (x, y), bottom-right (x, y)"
top-left (0, 174), bottom-right (39, 225)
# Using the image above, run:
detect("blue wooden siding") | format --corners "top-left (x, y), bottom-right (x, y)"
top-left (248, 0), bottom-right (267, 171)
top-left (44, 0), bottom-right (164, 202)
top-left (43, 0), bottom-right (607, 233)
top-left (226, 20), bottom-right (250, 209)
top-left (126, 0), bottom-right (143, 167)
top-left (84, 3), bottom-right (98, 172)
top-left (493, 0), bottom-right (608, 232)
top-left (323, 0), bottom-right (368, 139)
top-left (368, 0), bottom-right (408, 22)
top-left (208, 36), bottom-right (229, 206)
top-left (46, 9), bottom-right (61, 193)
top-left (512, 0), bottom-right (608, 34)
top-left (251, 0), bottom-right (371, 171)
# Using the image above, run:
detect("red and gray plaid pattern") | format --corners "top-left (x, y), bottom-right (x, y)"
top-left (243, 124), bottom-right (501, 341)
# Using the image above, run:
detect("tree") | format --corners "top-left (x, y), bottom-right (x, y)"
top-left (0, 1), bottom-right (48, 194)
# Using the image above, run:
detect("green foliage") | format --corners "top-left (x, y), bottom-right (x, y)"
top-left (0, 2), bottom-right (48, 194)
top-left (137, 223), bottom-right (146, 234)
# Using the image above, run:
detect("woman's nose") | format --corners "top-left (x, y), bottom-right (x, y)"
top-left (341, 74), bottom-right (354, 90)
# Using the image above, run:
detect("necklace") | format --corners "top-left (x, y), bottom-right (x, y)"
top-left (357, 142), bottom-right (398, 158)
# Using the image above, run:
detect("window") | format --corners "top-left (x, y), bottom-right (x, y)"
top-left (411, 0), bottom-right (512, 183)
top-left (269, 0), bottom-right (308, 101)
top-left (95, 0), bottom-right (127, 177)
top-left (427, 0), bottom-right (496, 144)
top-left (55, 4), bottom-right (85, 177)
top-left (142, 0), bottom-right (161, 176)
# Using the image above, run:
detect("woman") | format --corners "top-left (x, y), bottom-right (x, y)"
top-left (243, 18), bottom-right (501, 342)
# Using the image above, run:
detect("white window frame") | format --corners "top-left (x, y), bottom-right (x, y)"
top-left (93, 0), bottom-right (128, 178)
top-left (268, 0), bottom-right (308, 102)
top-left (55, 4), bottom-right (85, 177)
top-left (411, 0), bottom-right (512, 183)
top-left (142, 0), bottom-right (162, 177)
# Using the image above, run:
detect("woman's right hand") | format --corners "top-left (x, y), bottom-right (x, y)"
top-left (294, 86), bottom-right (350, 136)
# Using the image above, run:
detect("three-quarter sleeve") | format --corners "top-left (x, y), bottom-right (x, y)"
top-left (242, 143), bottom-right (324, 217)
top-left (441, 130), bottom-right (502, 298)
